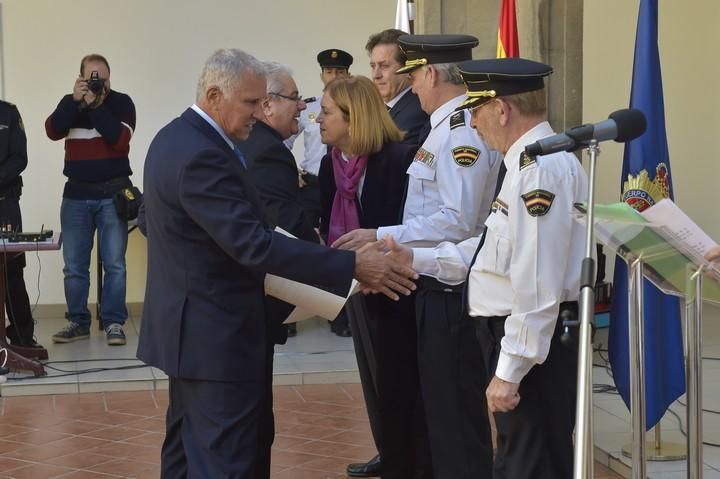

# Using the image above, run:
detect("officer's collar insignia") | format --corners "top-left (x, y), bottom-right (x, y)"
top-left (449, 111), bottom-right (466, 130)
top-left (452, 146), bottom-right (480, 167)
top-left (519, 151), bottom-right (536, 171)
top-left (522, 189), bottom-right (555, 217)
top-left (621, 163), bottom-right (670, 212)
top-left (413, 148), bottom-right (436, 169)
top-left (491, 197), bottom-right (509, 216)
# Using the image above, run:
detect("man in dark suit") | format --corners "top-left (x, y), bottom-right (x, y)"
top-left (367, 29), bottom-right (429, 146)
top-left (344, 29), bottom-right (431, 478)
top-left (137, 48), bottom-right (418, 479)
top-left (238, 62), bottom-right (318, 339)
top-left (238, 61), bottom-right (317, 244)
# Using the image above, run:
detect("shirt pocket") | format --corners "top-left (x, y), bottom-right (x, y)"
top-left (405, 160), bottom-right (436, 214)
top-left (485, 212), bottom-right (512, 277)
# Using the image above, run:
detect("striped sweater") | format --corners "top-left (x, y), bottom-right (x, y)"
top-left (45, 90), bottom-right (136, 199)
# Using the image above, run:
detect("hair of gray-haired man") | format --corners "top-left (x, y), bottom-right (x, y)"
top-left (196, 48), bottom-right (266, 102)
top-left (431, 62), bottom-right (464, 86)
top-left (263, 61), bottom-right (294, 95)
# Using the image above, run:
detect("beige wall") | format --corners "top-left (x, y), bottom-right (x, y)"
top-left (583, 0), bottom-right (720, 243)
top-left (0, 0), bottom-right (394, 304)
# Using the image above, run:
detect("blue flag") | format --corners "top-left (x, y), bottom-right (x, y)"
top-left (608, 0), bottom-right (685, 430)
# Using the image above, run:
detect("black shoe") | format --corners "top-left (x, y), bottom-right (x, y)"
top-left (347, 454), bottom-right (381, 477)
top-left (334, 327), bottom-right (352, 337)
top-left (6, 324), bottom-right (42, 348)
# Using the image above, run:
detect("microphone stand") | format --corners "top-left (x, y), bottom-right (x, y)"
top-left (573, 139), bottom-right (599, 479)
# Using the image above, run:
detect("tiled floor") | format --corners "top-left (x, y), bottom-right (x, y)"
top-left (3, 302), bottom-right (720, 477)
top-left (0, 385), bottom-right (624, 479)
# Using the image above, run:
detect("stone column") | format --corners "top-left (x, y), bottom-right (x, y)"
top-left (415, 0), bottom-right (583, 131)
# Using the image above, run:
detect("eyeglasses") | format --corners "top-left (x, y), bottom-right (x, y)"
top-left (470, 98), bottom-right (499, 115)
top-left (269, 92), bottom-right (304, 103)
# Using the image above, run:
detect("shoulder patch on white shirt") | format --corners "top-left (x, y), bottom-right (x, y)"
top-left (452, 146), bottom-right (480, 167)
top-left (413, 148), bottom-right (437, 169)
top-left (521, 189), bottom-right (555, 217)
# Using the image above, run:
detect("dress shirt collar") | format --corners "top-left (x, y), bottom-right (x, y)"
top-left (429, 94), bottom-right (466, 129)
top-left (191, 104), bottom-right (235, 150)
top-left (385, 87), bottom-right (411, 109)
top-left (503, 120), bottom-right (554, 171)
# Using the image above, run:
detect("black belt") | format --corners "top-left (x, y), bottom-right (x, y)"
top-left (418, 276), bottom-right (464, 294)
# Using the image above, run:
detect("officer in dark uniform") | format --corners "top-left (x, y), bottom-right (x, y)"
top-left (0, 101), bottom-right (42, 349)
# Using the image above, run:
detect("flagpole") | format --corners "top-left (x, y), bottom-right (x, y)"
top-left (573, 140), bottom-right (599, 479)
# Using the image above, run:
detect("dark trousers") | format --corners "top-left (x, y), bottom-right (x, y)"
top-left (415, 283), bottom-right (493, 479)
top-left (161, 376), bottom-right (265, 479)
top-left (349, 293), bottom-right (434, 479)
top-left (474, 303), bottom-right (579, 479)
top-left (0, 195), bottom-right (34, 343)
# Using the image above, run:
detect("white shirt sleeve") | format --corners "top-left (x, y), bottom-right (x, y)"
top-left (495, 164), bottom-right (578, 384)
top-left (411, 235), bottom-right (482, 285)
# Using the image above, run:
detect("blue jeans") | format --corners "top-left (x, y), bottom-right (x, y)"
top-left (61, 198), bottom-right (128, 329)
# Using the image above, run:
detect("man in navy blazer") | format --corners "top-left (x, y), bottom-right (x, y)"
top-left (138, 48), bottom-right (417, 479)
top-left (367, 29), bottom-right (429, 146)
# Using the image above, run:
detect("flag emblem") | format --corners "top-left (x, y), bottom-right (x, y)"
top-left (621, 163), bottom-right (670, 212)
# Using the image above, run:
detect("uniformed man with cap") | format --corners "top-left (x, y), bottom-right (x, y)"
top-left (291, 48), bottom-right (352, 228)
top-left (333, 34), bottom-right (501, 479)
top-left (385, 58), bottom-right (588, 479)
top-left (0, 100), bottom-right (43, 350)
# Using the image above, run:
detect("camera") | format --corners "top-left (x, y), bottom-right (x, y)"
top-left (87, 71), bottom-right (105, 95)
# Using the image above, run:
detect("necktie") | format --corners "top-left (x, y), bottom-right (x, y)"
top-left (468, 160), bottom-right (508, 269)
top-left (233, 146), bottom-right (248, 169)
top-left (461, 159), bottom-right (508, 315)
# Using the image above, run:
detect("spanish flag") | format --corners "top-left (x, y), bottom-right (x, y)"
top-left (496, 0), bottom-right (519, 58)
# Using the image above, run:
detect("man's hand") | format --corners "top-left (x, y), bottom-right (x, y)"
top-left (705, 246), bottom-right (720, 263)
top-left (333, 228), bottom-right (378, 251)
top-left (383, 235), bottom-right (413, 269)
top-left (73, 77), bottom-right (88, 102)
top-left (298, 170), bottom-right (307, 188)
top-left (354, 240), bottom-right (418, 300)
top-left (486, 375), bottom-right (521, 413)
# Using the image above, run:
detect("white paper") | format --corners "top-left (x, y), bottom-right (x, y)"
top-left (640, 199), bottom-right (719, 272)
top-left (265, 227), bottom-right (358, 323)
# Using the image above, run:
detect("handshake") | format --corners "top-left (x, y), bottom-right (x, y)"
top-left (349, 234), bottom-right (417, 301)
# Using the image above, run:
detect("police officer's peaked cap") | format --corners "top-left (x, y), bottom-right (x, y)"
top-left (396, 34), bottom-right (479, 74)
top-left (456, 58), bottom-right (553, 110)
top-left (316, 49), bottom-right (353, 69)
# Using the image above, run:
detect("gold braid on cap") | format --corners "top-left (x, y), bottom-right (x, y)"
top-left (404, 58), bottom-right (428, 68)
top-left (465, 89), bottom-right (497, 99)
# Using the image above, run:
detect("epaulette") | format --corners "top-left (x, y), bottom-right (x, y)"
top-left (519, 151), bottom-right (537, 171)
top-left (303, 97), bottom-right (317, 104)
top-left (449, 111), bottom-right (465, 130)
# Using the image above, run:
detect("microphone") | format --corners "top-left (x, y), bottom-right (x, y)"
top-left (524, 108), bottom-right (647, 157)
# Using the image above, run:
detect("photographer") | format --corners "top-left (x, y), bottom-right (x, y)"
top-left (45, 54), bottom-right (136, 346)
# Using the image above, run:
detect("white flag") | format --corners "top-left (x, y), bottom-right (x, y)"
top-left (395, 0), bottom-right (415, 32)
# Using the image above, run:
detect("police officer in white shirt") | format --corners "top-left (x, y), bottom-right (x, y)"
top-left (290, 49), bottom-right (353, 229)
top-left (385, 58), bottom-right (589, 479)
top-left (334, 34), bottom-right (501, 479)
